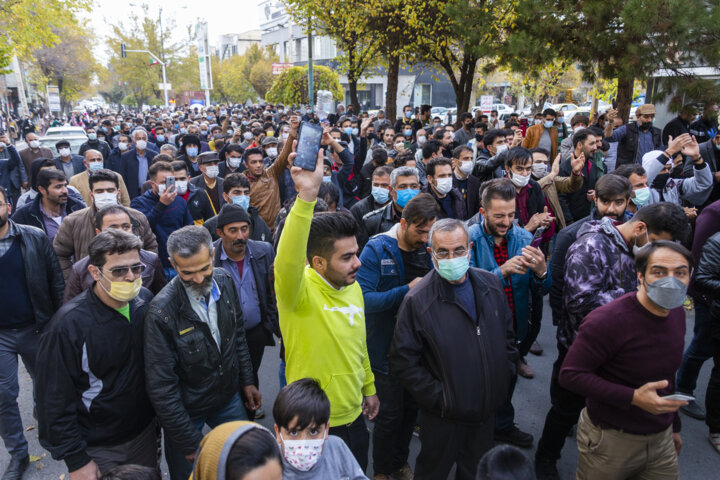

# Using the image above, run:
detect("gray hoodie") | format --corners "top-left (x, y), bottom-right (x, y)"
top-left (282, 436), bottom-right (368, 480)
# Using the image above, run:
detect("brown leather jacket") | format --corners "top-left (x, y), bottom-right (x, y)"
top-left (522, 124), bottom-right (559, 160)
top-left (537, 173), bottom-right (583, 230)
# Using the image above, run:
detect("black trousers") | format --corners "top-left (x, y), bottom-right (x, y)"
top-left (329, 414), bottom-right (370, 472)
top-left (415, 411), bottom-right (494, 480)
top-left (239, 324), bottom-right (270, 420)
top-left (372, 371), bottom-right (418, 474)
top-left (535, 343), bottom-right (586, 462)
top-left (707, 306), bottom-right (720, 433)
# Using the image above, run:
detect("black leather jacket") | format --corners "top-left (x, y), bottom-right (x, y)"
top-left (144, 269), bottom-right (254, 454)
top-left (13, 221), bottom-right (65, 330)
top-left (695, 232), bottom-right (720, 309)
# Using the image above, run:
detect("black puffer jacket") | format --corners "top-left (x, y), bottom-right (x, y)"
top-left (13, 222), bottom-right (65, 330)
top-left (144, 269), bottom-right (255, 454)
top-left (390, 268), bottom-right (518, 423)
top-left (695, 231), bottom-right (720, 309)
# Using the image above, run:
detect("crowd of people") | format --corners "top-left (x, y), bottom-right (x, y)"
top-left (0, 99), bottom-right (719, 480)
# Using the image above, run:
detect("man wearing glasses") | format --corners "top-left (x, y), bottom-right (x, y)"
top-left (36, 229), bottom-right (158, 479)
top-left (390, 216), bottom-right (518, 479)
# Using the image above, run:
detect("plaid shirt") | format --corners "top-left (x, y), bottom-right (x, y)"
top-left (493, 238), bottom-right (515, 319)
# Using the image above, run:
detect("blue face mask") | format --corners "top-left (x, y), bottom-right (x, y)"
top-left (395, 188), bottom-right (419, 208)
top-left (231, 195), bottom-right (250, 210)
top-left (344, 127), bottom-right (354, 136)
top-left (435, 254), bottom-right (470, 282)
top-left (404, 129), bottom-right (413, 137)
top-left (632, 187), bottom-right (651, 207)
top-left (322, 175), bottom-right (333, 183)
top-left (371, 186), bottom-right (389, 204)
top-left (180, 127), bottom-right (188, 134)
top-left (543, 120), bottom-right (554, 129)
top-left (405, 111), bottom-right (412, 119)
top-left (88, 161), bottom-right (103, 172)
top-left (88, 133), bottom-right (97, 141)
top-left (186, 147), bottom-right (199, 157)
top-left (156, 134), bottom-right (165, 142)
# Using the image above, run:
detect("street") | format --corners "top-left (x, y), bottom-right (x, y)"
top-left (1, 299), bottom-right (717, 479)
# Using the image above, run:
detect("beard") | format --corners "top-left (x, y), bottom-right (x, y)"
top-left (181, 272), bottom-right (214, 298)
top-left (0, 212), bottom-right (7, 229)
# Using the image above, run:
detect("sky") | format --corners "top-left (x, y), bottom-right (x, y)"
top-left (83, 0), bottom-right (266, 63)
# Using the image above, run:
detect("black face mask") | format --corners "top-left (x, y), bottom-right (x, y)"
top-left (652, 173), bottom-right (670, 190)
top-left (640, 121), bottom-right (653, 131)
top-left (475, 133), bottom-right (483, 141)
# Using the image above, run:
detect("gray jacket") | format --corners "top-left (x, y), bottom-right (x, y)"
top-left (644, 151), bottom-right (713, 207)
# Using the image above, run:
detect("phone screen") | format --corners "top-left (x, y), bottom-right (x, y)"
top-left (295, 122), bottom-right (323, 171)
top-left (530, 226), bottom-right (546, 248)
top-left (165, 175), bottom-right (175, 193)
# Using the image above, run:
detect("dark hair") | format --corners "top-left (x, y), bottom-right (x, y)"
top-left (613, 164), bottom-right (646, 179)
top-left (402, 192), bottom-right (439, 226)
top-left (481, 178), bottom-right (516, 209)
top-left (572, 128), bottom-right (596, 148)
top-left (100, 465), bottom-right (160, 480)
top-left (571, 114), bottom-right (590, 127)
top-left (37, 169), bottom-right (66, 194)
top-left (634, 240), bottom-right (692, 275)
top-left (529, 147), bottom-right (550, 159)
top-left (459, 112), bottom-right (473, 122)
top-left (307, 212), bottom-right (359, 261)
top-left (504, 121), bottom-right (519, 130)
top-left (432, 128), bottom-right (448, 141)
top-left (88, 228), bottom-right (142, 268)
top-left (542, 108), bottom-right (557, 117)
top-left (426, 157), bottom-right (452, 178)
top-left (170, 160), bottom-right (188, 174)
top-left (30, 158), bottom-right (57, 190)
top-left (504, 147), bottom-right (532, 168)
top-left (225, 144), bottom-right (244, 156)
top-left (273, 378), bottom-right (331, 431)
top-left (94, 205), bottom-right (131, 231)
top-left (318, 181), bottom-right (340, 207)
top-left (152, 153), bottom-right (174, 164)
top-left (244, 147), bottom-right (264, 161)
top-left (393, 150), bottom-right (415, 168)
top-left (372, 147), bottom-right (389, 166)
top-left (422, 139), bottom-right (441, 159)
top-left (149, 161), bottom-right (173, 179)
top-left (483, 129), bottom-right (506, 146)
top-left (89, 169), bottom-right (119, 191)
top-left (595, 174), bottom-right (633, 200)
top-left (225, 428), bottom-right (283, 480)
top-left (224, 172), bottom-right (250, 194)
top-left (633, 202), bottom-right (690, 243)
top-left (0, 186), bottom-right (7, 203)
top-left (372, 166), bottom-right (393, 179)
top-left (452, 145), bottom-right (473, 159)
top-left (476, 445), bottom-right (535, 480)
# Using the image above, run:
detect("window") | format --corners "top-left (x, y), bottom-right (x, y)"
top-left (414, 83), bottom-right (432, 105)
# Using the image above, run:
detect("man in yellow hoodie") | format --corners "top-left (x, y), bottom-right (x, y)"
top-left (275, 141), bottom-right (379, 473)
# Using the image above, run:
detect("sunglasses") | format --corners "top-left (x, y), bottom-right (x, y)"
top-left (102, 263), bottom-right (146, 279)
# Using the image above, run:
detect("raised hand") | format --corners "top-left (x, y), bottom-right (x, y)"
top-left (570, 152), bottom-right (585, 175)
top-left (666, 134), bottom-right (692, 156)
top-left (289, 140), bottom-right (324, 202)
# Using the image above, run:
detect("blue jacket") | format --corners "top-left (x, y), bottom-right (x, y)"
top-left (130, 191), bottom-right (193, 268)
top-left (118, 149), bottom-right (159, 199)
top-left (468, 221), bottom-right (551, 342)
top-left (357, 224), bottom-right (433, 374)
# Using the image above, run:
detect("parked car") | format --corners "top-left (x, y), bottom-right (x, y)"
top-left (552, 103), bottom-right (579, 112)
top-left (39, 134), bottom-right (88, 155)
top-left (43, 126), bottom-right (87, 137)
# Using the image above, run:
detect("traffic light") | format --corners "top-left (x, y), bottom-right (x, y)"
top-left (121, 44), bottom-right (126, 58)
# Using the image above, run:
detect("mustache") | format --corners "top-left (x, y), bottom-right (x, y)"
top-left (231, 239), bottom-right (247, 247)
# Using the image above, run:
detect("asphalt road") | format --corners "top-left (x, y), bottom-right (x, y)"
top-left (2, 300), bottom-right (717, 479)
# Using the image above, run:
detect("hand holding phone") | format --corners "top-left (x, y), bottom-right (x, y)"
top-left (295, 122), bottom-right (323, 171)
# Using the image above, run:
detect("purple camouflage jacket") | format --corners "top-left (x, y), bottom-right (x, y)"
top-left (558, 217), bottom-right (638, 349)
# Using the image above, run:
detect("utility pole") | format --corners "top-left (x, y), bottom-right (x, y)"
top-left (307, 19), bottom-right (313, 112)
top-left (122, 45), bottom-right (169, 108)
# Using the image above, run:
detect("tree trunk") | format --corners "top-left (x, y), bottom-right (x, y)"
top-left (385, 52), bottom-right (400, 123)
top-left (616, 76), bottom-right (634, 124)
top-left (348, 78), bottom-right (360, 115)
top-left (454, 56), bottom-right (478, 115)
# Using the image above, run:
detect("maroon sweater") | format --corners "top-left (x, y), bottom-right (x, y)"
top-left (559, 292), bottom-right (684, 434)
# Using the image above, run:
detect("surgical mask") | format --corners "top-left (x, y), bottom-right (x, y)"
top-left (93, 192), bottom-right (117, 209)
top-left (227, 129), bottom-right (234, 135)
top-left (352, 127), bottom-right (359, 136)
top-left (180, 127), bottom-right (188, 134)
top-left (88, 133), bottom-right (97, 141)
top-left (231, 195), bottom-right (250, 210)
top-left (394, 142), bottom-right (404, 151)
top-left (395, 188), bottom-right (419, 207)
top-left (266, 130), bottom-right (274, 137)
top-left (201, 130), bottom-right (208, 136)
top-left (157, 184), bottom-right (167, 195)
top-left (405, 110), bottom-right (412, 119)
top-left (371, 186), bottom-right (389, 204)
top-left (344, 127), bottom-right (353, 136)
top-left (243, 132), bottom-right (253, 140)
top-left (404, 129), bottom-right (413, 137)
top-left (204, 165), bottom-right (219, 178)
top-left (645, 276), bottom-right (688, 310)
top-left (228, 157), bottom-right (242, 168)
top-left (186, 147), bottom-right (199, 157)
top-left (459, 160), bottom-right (473, 174)
top-left (494, 144), bottom-right (508, 155)
top-left (118, 142), bottom-right (128, 151)
top-left (242, 120), bottom-right (249, 126)
top-left (534, 119), bottom-right (542, 126)
top-left (281, 132), bottom-right (289, 141)
top-left (543, 120), bottom-right (554, 129)
top-left (322, 175), bottom-right (332, 183)
top-left (573, 126), bottom-right (585, 134)
top-left (175, 180), bottom-right (188, 195)
top-left (266, 147), bottom-right (278, 158)
top-left (435, 254), bottom-right (470, 282)
top-left (632, 230), bottom-right (651, 256)
top-left (99, 274), bottom-right (142, 303)
top-left (417, 135), bottom-right (426, 145)
top-left (136, 140), bottom-right (147, 150)
top-left (532, 163), bottom-right (548, 178)
top-left (156, 134), bottom-right (165, 142)
top-left (29, 140), bottom-right (40, 149)
top-left (280, 434), bottom-right (325, 472)
top-left (632, 187), bottom-right (651, 207)
top-left (59, 147), bottom-right (71, 156)
top-left (510, 173), bottom-right (530, 188)
top-left (88, 161), bottom-right (104, 172)
top-left (715, 143), bottom-right (720, 151)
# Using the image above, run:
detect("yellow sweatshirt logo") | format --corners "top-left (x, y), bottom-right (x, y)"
top-left (323, 304), bottom-right (363, 326)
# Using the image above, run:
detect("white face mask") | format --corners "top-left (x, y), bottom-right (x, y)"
top-left (118, 142), bottom-right (128, 151)
top-left (266, 147), bottom-right (278, 158)
top-left (394, 142), bottom-right (404, 151)
top-left (204, 165), bottom-right (220, 179)
top-left (281, 434), bottom-right (325, 471)
top-left (59, 147), bottom-right (71, 157)
top-left (532, 163), bottom-right (548, 178)
top-left (175, 180), bottom-right (188, 195)
top-left (510, 172), bottom-right (531, 188)
top-left (494, 144), bottom-right (508, 155)
top-left (573, 126), bottom-right (585, 134)
top-left (29, 140), bottom-right (40, 149)
top-left (281, 132), bottom-right (289, 141)
top-left (93, 192), bottom-right (117, 209)
top-left (243, 132), bottom-right (253, 141)
top-left (417, 135), bottom-right (426, 146)
top-left (435, 177), bottom-right (453, 195)
top-left (136, 140), bottom-right (147, 150)
top-left (157, 183), bottom-right (166, 195)
top-left (459, 160), bottom-right (473, 174)
top-left (228, 156), bottom-right (242, 168)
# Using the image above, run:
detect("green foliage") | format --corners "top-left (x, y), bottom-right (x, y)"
top-left (215, 55), bottom-right (258, 104)
top-left (266, 65), bottom-right (344, 105)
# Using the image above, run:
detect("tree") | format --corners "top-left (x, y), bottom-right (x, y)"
top-left (266, 65), bottom-right (344, 105)
top-left (504, 0), bottom-right (720, 122)
top-left (0, 0), bottom-right (90, 71)
top-left (31, 18), bottom-right (96, 113)
top-left (215, 55), bottom-right (257, 104)
top-left (504, 59), bottom-right (582, 115)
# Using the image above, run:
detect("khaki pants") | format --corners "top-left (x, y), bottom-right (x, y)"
top-left (576, 408), bottom-right (678, 480)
